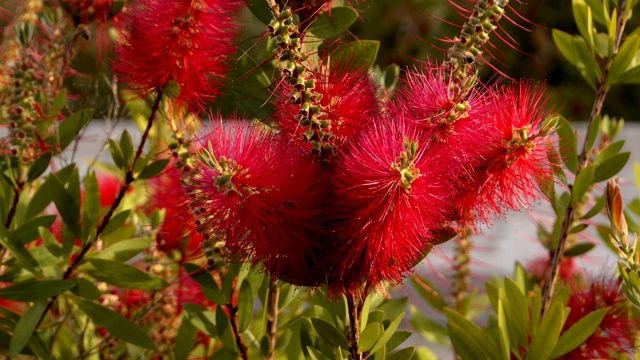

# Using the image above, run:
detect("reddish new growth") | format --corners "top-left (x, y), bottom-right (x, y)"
top-left (185, 119), bottom-right (326, 285)
top-left (147, 164), bottom-right (203, 259)
top-left (560, 277), bottom-right (637, 359)
top-left (113, 0), bottom-right (244, 112)
top-left (272, 62), bottom-right (379, 149)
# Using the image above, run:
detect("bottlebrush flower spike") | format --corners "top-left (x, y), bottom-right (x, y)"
top-left (393, 63), bottom-right (488, 145)
top-left (113, 0), bottom-right (244, 113)
top-left (331, 116), bottom-right (455, 292)
top-left (185, 119), bottom-right (326, 285)
top-left (560, 276), bottom-right (637, 359)
top-left (475, 81), bottom-right (556, 214)
top-left (147, 163), bottom-right (203, 259)
top-left (272, 60), bottom-right (379, 150)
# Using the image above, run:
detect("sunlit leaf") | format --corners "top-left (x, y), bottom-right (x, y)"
top-left (550, 307), bottom-right (608, 358)
top-left (308, 7), bottom-right (358, 38)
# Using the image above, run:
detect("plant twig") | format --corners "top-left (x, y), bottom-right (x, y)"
top-left (36, 91), bottom-right (164, 328)
top-left (266, 277), bottom-right (280, 360)
top-left (540, 0), bottom-right (629, 316)
top-left (225, 301), bottom-right (249, 360)
top-left (347, 293), bottom-right (363, 360)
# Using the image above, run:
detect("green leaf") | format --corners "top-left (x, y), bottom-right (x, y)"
top-left (26, 152), bottom-right (52, 182)
top-left (330, 40), bottom-right (380, 73)
top-left (581, 195), bottom-right (605, 219)
top-left (308, 7), bottom-right (358, 38)
top-left (608, 34), bottom-right (640, 86)
top-left (408, 275), bottom-right (446, 310)
top-left (386, 330), bottom-right (412, 352)
top-left (593, 152), bottom-right (630, 182)
top-left (14, 215), bottom-right (56, 245)
top-left (72, 296), bottom-right (155, 349)
top-left (358, 322), bottom-right (381, 353)
top-left (569, 223), bottom-right (589, 233)
top-left (386, 347), bottom-right (415, 360)
top-left (182, 303), bottom-right (217, 337)
top-left (247, 0), bottom-right (273, 24)
top-left (108, 139), bottom-right (126, 169)
top-left (572, 164), bottom-right (595, 205)
top-left (447, 322), bottom-right (487, 360)
top-left (0, 280), bottom-right (74, 301)
top-left (119, 130), bottom-right (134, 165)
top-left (550, 307), bottom-right (608, 358)
top-left (70, 277), bottom-right (101, 300)
top-left (444, 308), bottom-right (502, 360)
top-left (38, 227), bottom-right (62, 257)
top-left (101, 210), bottom-right (131, 237)
top-left (556, 117), bottom-right (578, 174)
top-left (496, 298), bottom-right (510, 360)
top-left (504, 278), bottom-right (529, 340)
top-left (564, 242), bottom-right (595, 256)
top-left (307, 346), bottom-right (332, 360)
top-left (237, 280), bottom-right (253, 332)
top-left (83, 171), bottom-right (100, 231)
top-left (86, 258), bottom-right (167, 290)
top-left (183, 263), bottom-right (226, 305)
top-left (219, 54), bottom-right (272, 119)
top-left (586, 115), bottom-right (601, 152)
top-left (50, 176), bottom-right (81, 237)
top-left (216, 306), bottom-right (238, 352)
top-left (137, 159), bottom-right (170, 180)
top-left (553, 30), bottom-right (578, 65)
top-left (47, 88), bottom-right (68, 117)
top-left (175, 314), bottom-right (198, 360)
top-left (594, 140), bottom-right (625, 165)
top-left (58, 108), bottom-right (94, 151)
top-left (528, 302), bottom-right (564, 360)
top-left (573, 0), bottom-right (594, 49)
top-left (370, 312), bottom-right (404, 354)
top-left (0, 226), bottom-right (42, 276)
top-left (310, 317), bottom-right (349, 349)
top-left (8, 301), bottom-right (47, 357)
top-left (584, 0), bottom-right (609, 25)
top-left (91, 237), bottom-right (153, 262)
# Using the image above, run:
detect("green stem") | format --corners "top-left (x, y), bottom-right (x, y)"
top-left (540, 0), bottom-right (629, 317)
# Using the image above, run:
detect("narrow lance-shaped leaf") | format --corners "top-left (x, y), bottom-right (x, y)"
top-left (72, 296), bottom-right (155, 349)
top-left (8, 301), bottom-right (47, 357)
top-left (0, 280), bottom-right (75, 301)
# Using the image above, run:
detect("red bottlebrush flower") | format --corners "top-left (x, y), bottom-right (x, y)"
top-left (113, 0), bottom-right (244, 113)
top-left (96, 173), bottom-right (124, 207)
top-left (331, 115), bottom-right (455, 292)
top-left (272, 59), bottom-right (380, 150)
top-left (147, 162), bottom-right (203, 259)
top-left (392, 64), bottom-right (495, 225)
top-left (473, 82), bottom-right (556, 215)
top-left (185, 119), bottom-right (326, 286)
top-left (393, 63), bottom-right (489, 144)
top-left (560, 276), bottom-right (637, 359)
